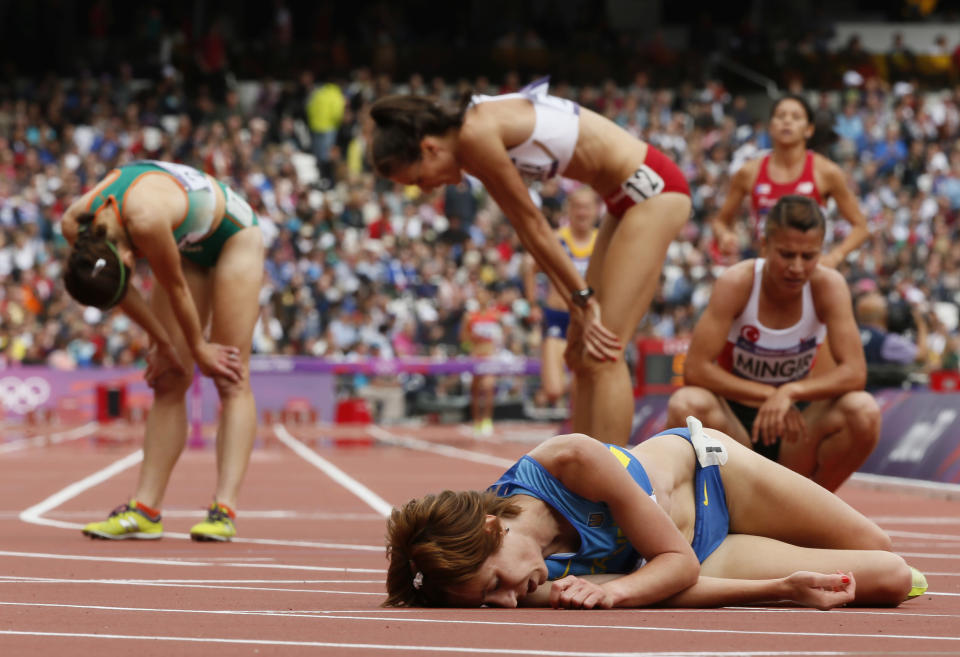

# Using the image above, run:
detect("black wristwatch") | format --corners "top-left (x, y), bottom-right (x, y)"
top-left (571, 286), bottom-right (594, 308)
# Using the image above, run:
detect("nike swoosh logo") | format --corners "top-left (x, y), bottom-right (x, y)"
top-left (703, 481), bottom-right (709, 506)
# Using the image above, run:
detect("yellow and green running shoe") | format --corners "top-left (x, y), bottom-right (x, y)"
top-left (82, 500), bottom-right (163, 540)
top-left (189, 502), bottom-right (237, 542)
top-left (906, 566), bottom-right (928, 600)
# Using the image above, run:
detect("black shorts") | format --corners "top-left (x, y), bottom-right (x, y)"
top-left (726, 399), bottom-right (810, 463)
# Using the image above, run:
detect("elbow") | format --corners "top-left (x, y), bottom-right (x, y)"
top-left (678, 552), bottom-right (701, 591)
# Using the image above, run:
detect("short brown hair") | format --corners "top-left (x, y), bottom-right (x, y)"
top-left (383, 490), bottom-right (520, 607)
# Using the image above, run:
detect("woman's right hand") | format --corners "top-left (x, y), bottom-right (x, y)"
top-left (578, 298), bottom-right (622, 362)
top-left (144, 341), bottom-right (187, 388)
top-left (193, 341), bottom-right (243, 383)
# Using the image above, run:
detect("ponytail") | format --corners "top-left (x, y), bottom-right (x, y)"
top-left (63, 212), bottom-right (130, 310)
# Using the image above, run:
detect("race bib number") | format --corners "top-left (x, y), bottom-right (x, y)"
top-left (147, 160), bottom-right (211, 192)
top-left (623, 164), bottom-right (666, 202)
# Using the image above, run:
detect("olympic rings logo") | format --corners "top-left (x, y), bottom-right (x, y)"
top-left (0, 376), bottom-right (52, 414)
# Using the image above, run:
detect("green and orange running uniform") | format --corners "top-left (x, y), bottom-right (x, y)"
top-left (85, 160), bottom-right (258, 267)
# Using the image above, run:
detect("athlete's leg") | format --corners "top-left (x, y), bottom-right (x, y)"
top-left (708, 428), bottom-right (892, 550)
top-left (666, 387), bottom-right (750, 445)
top-left (133, 260), bottom-right (212, 508)
top-left (576, 193), bottom-right (690, 446)
top-left (540, 336), bottom-right (568, 404)
top-left (700, 534), bottom-right (911, 605)
top-left (207, 228), bottom-right (264, 510)
top-left (783, 391), bottom-right (880, 492)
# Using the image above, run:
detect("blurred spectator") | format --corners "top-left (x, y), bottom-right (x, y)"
top-left (306, 74), bottom-right (346, 187)
top-left (855, 292), bottom-right (928, 367)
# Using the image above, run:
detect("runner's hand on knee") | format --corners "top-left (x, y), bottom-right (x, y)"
top-left (144, 341), bottom-right (187, 388)
top-left (579, 301), bottom-right (621, 362)
top-left (194, 341), bottom-right (243, 383)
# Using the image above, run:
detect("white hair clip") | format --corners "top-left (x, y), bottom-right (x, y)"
top-left (412, 571), bottom-right (424, 590)
top-left (92, 258), bottom-right (107, 278)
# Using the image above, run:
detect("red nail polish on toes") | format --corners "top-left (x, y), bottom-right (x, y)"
top-left (841, 576), bottom-right (850, 584)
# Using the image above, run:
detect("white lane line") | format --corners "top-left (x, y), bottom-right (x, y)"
top-left (896, 552), bottom-right (960, 560)
top-left (888, 530), bottom-right (960, 541)
top-left (14, 441), bottom-right (384, 550)
top-left (1, 603), bottom-right (959, 644)
top-left (851, 472), bottom-right (960, 497)
top-left (273, 423), bottom-right (392, 517)
top-left (0, 632), bottom-right (861, 656)
top-left (0, 550), bottom-right (384, 573)
top-left (2, 599), bottom-right (958, 627)
top-left (0, 576), bottom-right (382, 584)
top-left (368, 426), bottom-right (514, 468)
top-left (873, 516), bottom-right (960, 525)
top-left (18, 449), bottom-right (144, 530)
top-left (0, 575), bottom-right (382, 596)
top-left (3, 510), bottom-right (383, 521)
top-left (0, 422), bottom-right (98, 454)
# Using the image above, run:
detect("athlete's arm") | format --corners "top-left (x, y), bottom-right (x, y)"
top-left (528, 435), bottom-right (700, 609)
top-left (459, 120), bottom-right (620, 360)
top-left (779, 268), bottom-right (867, 402)
top-left (818, 158), bottom-right (869, 269)
top-left (682, 264), bottom-right (777, 404)
top-left (711, 163), bottom-right (755, 255)
top-left (124, 209), bottom-right (242, 382)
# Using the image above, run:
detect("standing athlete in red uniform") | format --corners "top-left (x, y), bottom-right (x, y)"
top-left (712, 95), bottom-right (868, 269)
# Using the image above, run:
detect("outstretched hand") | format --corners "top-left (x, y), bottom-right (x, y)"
top-left (193, 341), bottom-right (243, 383)
top-left (783, 571), bottom-right (856, 610)
top-left (549, 575), bottom-right (615, 609)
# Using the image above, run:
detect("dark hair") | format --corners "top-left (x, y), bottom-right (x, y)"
top-left (384, 490), bottom-right (521, 607)
top-left (369, 93), bottom-right (472, 178)
top-left (769, 94), bottom-right (814, 123)
top-left (770, 94), bottom-right (839, 153)
top-left (63, 212), bottom-right (129, 310)
top-left (764, 195), bottom-right (826, 239)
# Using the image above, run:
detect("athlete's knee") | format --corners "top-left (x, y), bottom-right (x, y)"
top-left (213, 370), bottom-right (251, 399)
top-left (541, 379), bottom-right (565, 403)
top-left (841, 392), bottom-right (881, 450)
top-left (153, 369), bottom-right (194, 399)
top-left (667, 387), bottom-right (716, 424)
top-left (575, 350), bottom-right (625, 380)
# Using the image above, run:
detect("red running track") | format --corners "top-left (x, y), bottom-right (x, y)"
top-left (1, 419), bottom-right (958, 657)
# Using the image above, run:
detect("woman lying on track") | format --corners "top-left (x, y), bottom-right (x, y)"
top-left (385, 417), bottom-right (927, 609)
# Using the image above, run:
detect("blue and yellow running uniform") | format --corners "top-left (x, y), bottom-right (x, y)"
top-left (488, 427), bottom-right (729, 579)
top-left (542, 225), bottom-right (598, 340)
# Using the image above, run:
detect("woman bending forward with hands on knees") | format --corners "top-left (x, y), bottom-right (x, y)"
top-left (370, 77), bottom-right (691, 446)
top-left (385, 417), bottom-right (927, 609)
top-left (62, 159), bottom-right (264, 542)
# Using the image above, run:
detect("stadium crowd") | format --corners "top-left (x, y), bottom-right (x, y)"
top-left (2, 29), bottom-right (960, 408)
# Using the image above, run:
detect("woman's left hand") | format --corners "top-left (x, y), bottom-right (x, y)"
top-left (549, 575), bottom-right (615, 609)
top-left (579, 299), bottom-right (622, 362)
top-left (753, 386), bottom-right (801, 446)
top-left (193, 341), bottom-right (243, 383)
